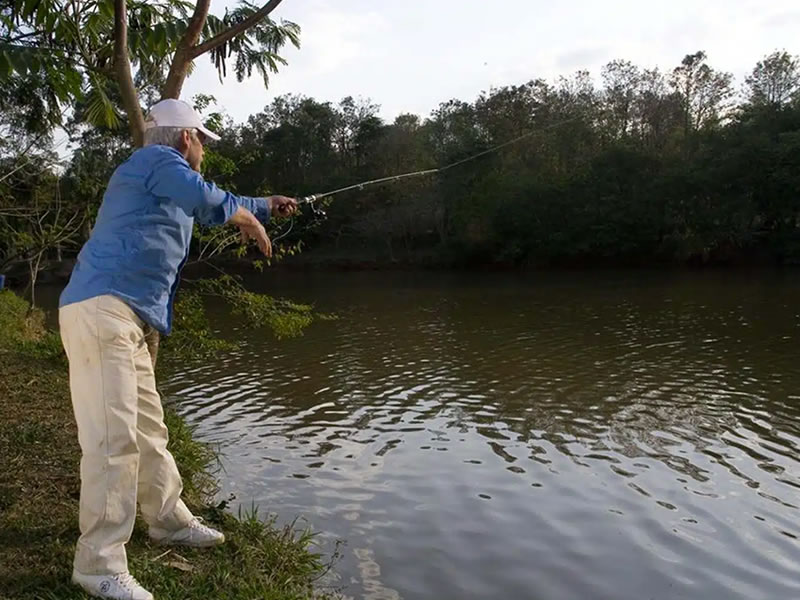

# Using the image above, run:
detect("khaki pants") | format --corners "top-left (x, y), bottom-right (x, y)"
top-left (59, 295), bottom-right (193, 574)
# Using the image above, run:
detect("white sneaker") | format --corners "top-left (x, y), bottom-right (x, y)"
top-left (149, 517), bottom-right (225, 547)
top-left (71, 569), bottom-right (154, 600)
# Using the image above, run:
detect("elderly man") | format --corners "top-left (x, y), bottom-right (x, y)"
top-left (58, 99), bottom-right (297, 600)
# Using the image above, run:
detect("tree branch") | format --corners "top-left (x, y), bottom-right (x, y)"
top-left (5, 30), bottom-right (44, 43)
top-left (185, 0), bottom-right (213, 45)
top-left (114, 0), bottom-right (145, 146)
top-left (69, 0), bottom-right (95, 71)
top-left (190, 0), bottom-right (284, 58)
top-left (162, 0), bottom-right (211, 99)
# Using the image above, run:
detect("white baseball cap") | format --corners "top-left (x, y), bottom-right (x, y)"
top-left (144, 98), bottom-right (221, 141)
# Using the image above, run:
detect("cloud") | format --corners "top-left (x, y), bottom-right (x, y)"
top-left (761, 10), bottom-right (800, 30)
top-left (555, 47), bottom-right (612, 72)
top-left (289, 3), bottom-right (386, 76)
top-left (181, 0), bottom-right (800, 126)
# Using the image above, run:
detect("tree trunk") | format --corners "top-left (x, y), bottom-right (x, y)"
top-left (162, 0), bottom-right (212, 99)
top-left (114, 0), bottom-right (145, 146)
top-left (27, 252), bottom-right (43, 311)
top-left (162, 47), bottom-right (193, 100)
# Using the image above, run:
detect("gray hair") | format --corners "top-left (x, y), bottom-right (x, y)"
top-left (143, 126), bottom-right (197, 149)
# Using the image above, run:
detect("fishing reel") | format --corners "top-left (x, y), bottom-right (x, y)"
top-left (271, 193), bottom-right (328, 245)
top-left (298, 194), bottom-right (328, 220)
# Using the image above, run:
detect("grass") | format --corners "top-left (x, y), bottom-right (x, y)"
top-left (0, 290), bottom-right (340, 600)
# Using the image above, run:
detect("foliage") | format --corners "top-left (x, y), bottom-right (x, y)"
top-left (200, 49), bottom-right (799, 267)
top-left (162, 407), bottom-right (220, 506)
top-left (3, 45), bottom-right (800, 293)
top-left (197, 275), bottom-right (315, 339)
top-left (0, 289), bottom-right (64, 359)
top-left (0, 0), bottom-right (300, 131)
top-left (745, 50), bottom-right (800, 108)
top-left (162, 273), bottom-right (328, 367)
top-left (162, 286), bottom-right (235, 362)
top-left (206, 1), bottom-right (300, 87)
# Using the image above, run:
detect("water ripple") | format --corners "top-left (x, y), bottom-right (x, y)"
top-left (163, 271), bottom-right (800, 600)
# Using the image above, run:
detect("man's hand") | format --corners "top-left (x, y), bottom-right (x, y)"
top-left (268, 195), bottom-right (298, 218)
top-left (229, 206), bottom-right (272, 258)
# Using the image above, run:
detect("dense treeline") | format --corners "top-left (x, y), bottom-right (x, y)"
top-left (213, 50), bottom-right (800, 266)
top-left (2, 49), bottom-right (800, 277)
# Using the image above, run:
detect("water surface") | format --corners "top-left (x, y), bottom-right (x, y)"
top-left (162, 270), bottom-right (800, 600)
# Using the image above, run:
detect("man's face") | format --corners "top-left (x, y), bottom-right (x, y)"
top-left (182, 129), bottom-right (205, 172)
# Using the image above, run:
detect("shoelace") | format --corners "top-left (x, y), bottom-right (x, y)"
top-left (189, 517), bottom-right (215, 535)
top-left (113, 572), bottom-right (142, 590)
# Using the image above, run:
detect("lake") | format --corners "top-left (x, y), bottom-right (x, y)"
top-left (160, 269), bottom-right (800, 600)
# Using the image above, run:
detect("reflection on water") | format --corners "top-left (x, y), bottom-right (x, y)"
top-left (162, 270), bottom-right (800, 600)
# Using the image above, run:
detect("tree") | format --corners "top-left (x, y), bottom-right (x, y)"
top-left (601, 59), bottom-right (642, 140)
top-left (232, 94), bottom-right (339, 195)
top-left (0, 74), bottom-right (89, 305)
top-left (670, 51), bottom-right (733, 135)
top-left (1, 1), bottom-right (307, 364)
top-left (745, 50), bottom-right (800, 108)
top-left (632, 67), bottom-right (682, 150)
top-left (333, 96), bottom-right (383, 172)
top-left (0, 0), bottom-right (300, 145)
top-left (0, 160), bottom-right (85, 308)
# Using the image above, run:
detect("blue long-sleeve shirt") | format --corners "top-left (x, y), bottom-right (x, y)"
top-left (59, 144), bottom-right (270, 334)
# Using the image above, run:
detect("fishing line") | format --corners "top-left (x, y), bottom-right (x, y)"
top-left (271, 115), bottom-right (580, 244)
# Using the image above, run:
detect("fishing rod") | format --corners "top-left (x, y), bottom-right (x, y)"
top-left (272, 115), bottom-right (580, 242)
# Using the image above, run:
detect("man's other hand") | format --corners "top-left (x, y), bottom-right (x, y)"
top-left (230, 206), bottom-right (272, 258)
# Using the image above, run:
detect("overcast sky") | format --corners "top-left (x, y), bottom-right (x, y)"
top-left (180, 1), bottom-right (797, 124)
top-left (180, 0), bottom-right (800, 124)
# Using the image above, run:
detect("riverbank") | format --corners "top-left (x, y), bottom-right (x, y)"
top-left (0, 290), bottom-right (338, 600)
top-left (4, 235), bottom-right (796, 291)
top-left (269, 234), bottom-right (799, 271)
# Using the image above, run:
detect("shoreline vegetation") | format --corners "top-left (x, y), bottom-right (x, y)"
top-left (5, 51), bottom-right (800, 294)
top-left (0, 289), bottom-right (340, 600)
top-left (5, 246), bottom-right (799, 294)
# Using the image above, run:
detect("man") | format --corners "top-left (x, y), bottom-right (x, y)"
top-left (58, 99), bottom-right (297, 600)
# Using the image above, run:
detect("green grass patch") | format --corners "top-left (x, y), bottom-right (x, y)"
top-left (0, 290), bottom-right (65, 362)
top-left (0, 290), bottom-right (340, 599)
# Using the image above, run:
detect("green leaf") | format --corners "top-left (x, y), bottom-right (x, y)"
top-left (86, 13), bottom-right (101, 36)
top-left (50, 76), bottom-right (67, 102)
top-left (36, 2), bottom-right (52, 27)
top-left (85, 78), bottom-right (121, 129)
top-left (64, 67), bottom-right (82, 94)
top-left (7, 50), bottom-right (28, 75)
top-left (22, 0), bottom-right (39, 20)
top-left (44, 8), bottom-right (57, 31)
top-left (128, 29), bottom-right (139, 54)
top-left (0, 52), bottom-right (11, 80)
top-left (165, 21), bottom-right (178, 45)
top-left (29, 53), bottom-right (41, 73)
top-left (144, 28), bottom-right (159, 55)
top-left (99, 0), bottom-right (114, 19)
top-left (156, 23), bottom-right (168, 52)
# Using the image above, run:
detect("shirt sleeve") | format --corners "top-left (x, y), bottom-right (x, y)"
top-left (145, 149), bottom-right (271, 226)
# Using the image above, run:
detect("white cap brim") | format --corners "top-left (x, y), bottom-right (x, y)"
top-left (197, 124), bottom-right (221, 142)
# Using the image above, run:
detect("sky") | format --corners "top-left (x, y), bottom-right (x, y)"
top-left (179, 0), bottom-right (800, 125)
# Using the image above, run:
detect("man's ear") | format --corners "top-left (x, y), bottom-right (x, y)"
top-left (177, 129), bottom-right (192, 155)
